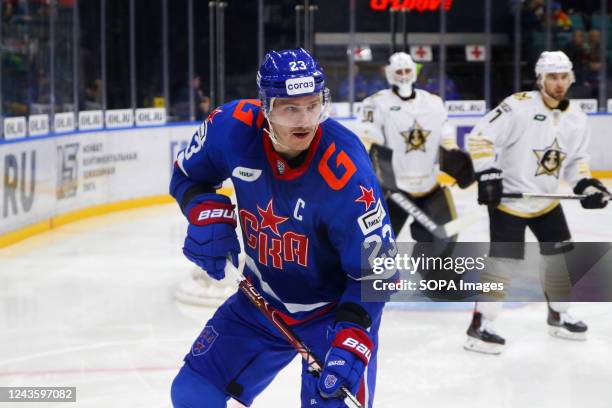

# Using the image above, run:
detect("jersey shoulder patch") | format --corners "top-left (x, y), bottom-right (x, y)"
top-left (512, 91), bottom-right (532, 101)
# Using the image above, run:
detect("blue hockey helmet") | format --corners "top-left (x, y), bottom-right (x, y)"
top-left (257, 48), bottom-right (330, 116)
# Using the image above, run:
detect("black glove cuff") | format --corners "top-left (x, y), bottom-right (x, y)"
top-left (180, 183), bottom-right (217, 213)
top-left (476, 168), bottom-right (503, 182)
top-left (335, 302), bottom-right (372, 329)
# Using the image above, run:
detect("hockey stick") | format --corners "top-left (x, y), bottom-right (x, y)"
top-left (502, 192), bottom-right (587, 200)
top-left (368, 143), bottom-right (480, 239)
top-left (223, 260), bottom-right (363, 408)
top-left (388, 192), bottom-right (481, 239)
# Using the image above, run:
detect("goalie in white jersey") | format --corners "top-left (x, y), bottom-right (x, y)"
top-left (361, 52), bottom-right (474, 248)
top-left (464, 51), bottom-right (611, 354)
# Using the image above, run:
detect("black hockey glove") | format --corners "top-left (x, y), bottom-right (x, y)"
top-left (476, 168), bottom-right (503, 206)
top-left (439, 147), bottom-right (476, 189)
top-left (573, 178), bottom-right (610, 209)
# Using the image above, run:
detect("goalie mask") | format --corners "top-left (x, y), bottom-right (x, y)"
top-left (257, 48), bottom-right (331, 146)
top-left (385, 52), bottom-right (417, 98)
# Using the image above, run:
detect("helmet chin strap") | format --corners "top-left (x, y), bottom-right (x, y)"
top-left (263, 123), bottom-right (293, 152)
top-left (263, 97), bottom-right (294, 151)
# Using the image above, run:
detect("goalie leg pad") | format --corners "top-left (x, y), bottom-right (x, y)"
top-left (409, 186), bottom-right (457, 244)
top-left (384, 194), bottom-right (411, 236)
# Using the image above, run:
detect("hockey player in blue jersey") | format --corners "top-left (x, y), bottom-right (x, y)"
top-left (169, 48), bottom-right (396, 407)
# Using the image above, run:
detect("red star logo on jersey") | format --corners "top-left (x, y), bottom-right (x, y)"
top-left (206, 107), bottom-right (223, 124)
top-left (257, 199), bottom-right (289, 236)
top-left (355, 185), bottom-right (376, 211)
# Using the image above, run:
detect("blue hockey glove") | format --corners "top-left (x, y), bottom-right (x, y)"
top-left (182, 193), bottom-right (240, 280)
top-left (318, 322), bottom-right (373, 400)
top-left (574, 178), bottom-right (610, 209)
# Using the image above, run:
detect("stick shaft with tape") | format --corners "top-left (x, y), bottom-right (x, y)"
top-left (223, 260), bottom-right (363, 408)
top-left (502, 192), bottom-right (587, 200)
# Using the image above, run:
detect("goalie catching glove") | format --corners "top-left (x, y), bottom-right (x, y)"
top-left (573, 178), bottom-right (610, 209)
top-left (439, 147), bottom-right (475, 189)
top-left (182, 193), bottom-right (240, 280)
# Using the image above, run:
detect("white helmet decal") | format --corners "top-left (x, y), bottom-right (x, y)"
top-left (385, 52), bottom-right (417, 97)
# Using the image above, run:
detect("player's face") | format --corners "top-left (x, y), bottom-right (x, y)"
top-left (269, 93), bottom-right (322, 155)
top-left (543, 72), bottom-right (571, 100)
top-left (394, 68), bottom-right (413, 84)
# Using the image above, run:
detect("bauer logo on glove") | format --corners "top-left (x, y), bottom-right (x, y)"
top-left (340, 336), bottom-right (373, 363)
top-left (188, 201), bottom-right (237, 227)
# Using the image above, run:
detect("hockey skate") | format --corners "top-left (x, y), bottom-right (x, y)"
top-left (547, 306), bottom-right (588, 341)
top-left (464, 312), bottom-right (506, 355)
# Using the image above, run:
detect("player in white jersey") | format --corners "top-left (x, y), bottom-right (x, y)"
top-left (464, 51), bottom-right (610, 354)
top-left (361, 52), bottom-right (474, 248)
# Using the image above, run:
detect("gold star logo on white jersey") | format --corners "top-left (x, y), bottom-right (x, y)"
top-left (400, 122), bottom-right (431, 153)
top-left (533, 138), bottom-right (566, 178)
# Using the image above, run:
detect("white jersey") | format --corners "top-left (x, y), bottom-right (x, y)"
top-left (361, 88), bottom-right (456, 195)
top-left (467, 91), bottom-right (591, 217)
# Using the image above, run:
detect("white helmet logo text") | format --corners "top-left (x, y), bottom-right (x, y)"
top-left (286, 76), bottom-right (315, 95)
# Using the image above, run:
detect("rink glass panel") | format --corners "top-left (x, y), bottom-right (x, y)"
top-left (167, 1), bottom-right (189, 122)
top-left (1, 0), bottom-right (611, 140)
top-left (53, 1), bottom-right (76, 116)
top-left (78, 0), bottom-right (103, 111)
top-left (1, 1), bottom-right (52, 118)
top-left (104, 0), bottom-right (130, 110)
top-left (134, 0), bottom-right (163, 110)
top-left (192, 0), bottom-right (211, 122)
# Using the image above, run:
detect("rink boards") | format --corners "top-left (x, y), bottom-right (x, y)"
top-left (1, 111), bottom-right (612, 246)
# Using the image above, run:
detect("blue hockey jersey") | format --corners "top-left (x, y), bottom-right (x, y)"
top-left (171, 99), bottom-right (395, 323)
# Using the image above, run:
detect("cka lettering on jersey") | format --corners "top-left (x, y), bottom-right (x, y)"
top-left (239, 198), bottom-right (308, 269)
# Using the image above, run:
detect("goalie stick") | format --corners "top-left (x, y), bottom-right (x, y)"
top-left (388, 191), bottom-right (481, 239)
top-left (368, 143), bottom-right (480, 239)
top-left (223, 259), bottom-right (363, 408)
